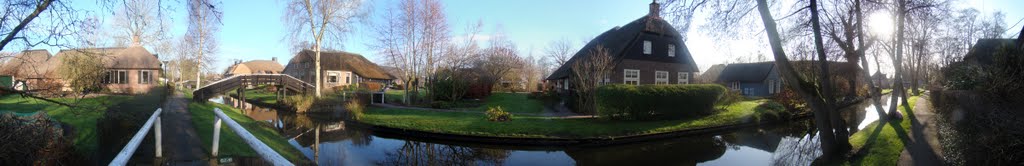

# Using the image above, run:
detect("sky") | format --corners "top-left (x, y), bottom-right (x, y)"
top-left (29, 0), bottom-right (1024, 74)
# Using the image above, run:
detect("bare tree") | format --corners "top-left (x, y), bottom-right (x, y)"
top-left (479, 35), bottom-right (523, 92)
top-left (185, 0), bottom-right (222, 89)
top-left (284, 0), bottom-right (367, 97)
top-left (543, 38), bottom-right (574, 68)
top-left (569, 45), bottom-right (614, 115)
top-left (112, 0), bottom-right (171, 47)
top-left (371, 0), bottom-right (449, 103)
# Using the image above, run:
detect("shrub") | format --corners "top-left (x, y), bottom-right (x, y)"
top-left (716, 89), bottom-right (744, 110)
top-left (596, 84), bottom-right (727, 120)
top-left (752, 101), bottom-right (789, 123)
top-left (772, 88), bottom-right (806, 110)
top-left (346, 98), bottom-right (365, 120)
top-left (285, 95), bottom-right (314, 112)
top-left (485, 106), bottom-right (513, 122)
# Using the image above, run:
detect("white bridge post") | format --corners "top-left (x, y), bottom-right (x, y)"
top-left (155, 116), bottom-right (162, 157)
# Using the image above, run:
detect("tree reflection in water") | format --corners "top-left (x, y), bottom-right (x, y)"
top-left (378, 141), bottom-right (511, 166)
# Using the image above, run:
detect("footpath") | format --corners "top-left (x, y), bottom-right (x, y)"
top-left (160, 92), bottom-right (208, 164)
top-left (898, 95), bottom-right (944, 166)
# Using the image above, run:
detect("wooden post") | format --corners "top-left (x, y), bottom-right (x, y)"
top-left (155, 116), bottom-right (162, 158)
top-left (212, 117), bottom-right (222, 157)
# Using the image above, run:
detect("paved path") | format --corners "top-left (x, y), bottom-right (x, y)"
top-left (161, 93), bottom-right (209, 164)
top-left (898, 95), bottom-right (945, 166)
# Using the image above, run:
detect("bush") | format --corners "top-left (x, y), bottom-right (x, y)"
top-left (285, 95), bottom-right (315, 112)
top-left (485, 106), bottom-right (513, 122)
top-left (772, 88), bottom-right (805, 110)
top-left (716, 89), bottom-right (744, 109)
top-left (346, 98), bottom-right (365, 120)
top-left (752, 102), bottom-right (789, 123)
top-left (596, 84), bottom-right (727, 120)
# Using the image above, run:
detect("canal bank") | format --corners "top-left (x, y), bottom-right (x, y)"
top-left (221, 93), bottom-right (902, 165)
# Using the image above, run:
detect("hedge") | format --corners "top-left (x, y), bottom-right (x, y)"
top-left (596, 84), bottom-right (727, 120)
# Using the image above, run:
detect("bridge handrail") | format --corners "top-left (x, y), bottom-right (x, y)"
top-left (211, 108), bottom-right (293, 166)
top-left (109, 108), bottom-right (162, 166)
top-left (192, 74), bottom-right (313, 93)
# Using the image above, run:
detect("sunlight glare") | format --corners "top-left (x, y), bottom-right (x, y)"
top-left (867, 12), bottom-right (894, 38)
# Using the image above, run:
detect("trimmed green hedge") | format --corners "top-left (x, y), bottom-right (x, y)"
top-left (596, 84), bottom-right (727, 120)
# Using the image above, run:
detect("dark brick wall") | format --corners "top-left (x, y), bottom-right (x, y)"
top-left (609, 59), bottom-right (697, 84)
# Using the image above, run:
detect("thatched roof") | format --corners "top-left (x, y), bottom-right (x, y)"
top-left (284, 50), bottom-right (394, 80)
top-left (0, 49), bottom-right (59, 79)
top-left (717, 62), bottom-right (775, 82)
top-left (546, 2), bottom-right (698, 80)
top-left (964, 39), bottom-right (1017, 66)
top-left (699, 64), bottom-right (726, 82)
top-left (225, 60), bottom-right (284, 75)
top-left (55, 46), bottom-right (161, 69)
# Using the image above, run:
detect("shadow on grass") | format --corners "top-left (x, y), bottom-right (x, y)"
top-left (848, 96), bottom-right (941, 165)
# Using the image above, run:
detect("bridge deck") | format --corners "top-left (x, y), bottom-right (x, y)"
top-left (192, 74), bottom-right (313, 102)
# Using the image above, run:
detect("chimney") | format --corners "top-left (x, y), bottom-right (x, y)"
top-left (648, 0), bottom-right (660, 18)
top-left (272, 57), bottom-right (277, 62)
top-left (131, 34), bottom-right (141, 46)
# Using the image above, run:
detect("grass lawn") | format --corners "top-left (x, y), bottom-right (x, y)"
top-left (470, 92), bottom-right (544, 114)
top-left (358, 99), bottom-right (774, 139)
top-left (0, 94), bottom-right (132, 155)
top-left (188, 102), bottom-right (310, 164)
top-left (843, 95), bottom-right (921, 165)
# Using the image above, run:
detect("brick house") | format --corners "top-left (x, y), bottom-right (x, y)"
top-left (0, 49), bottom-right (62, 93)
top-left (58, 46), bottom-right (163, 94)
top-left (545, 1), bottom-right (700, 90)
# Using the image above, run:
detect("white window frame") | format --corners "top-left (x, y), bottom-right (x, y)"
top-left (731, 82), bottom-right (740, 90)
top-left (345, 72), bottom-right (352, 84)
top-left (643, 41), bottom-right (652, 55)
top-left (139, 70), bottom-right (152, 84)
top-left (668, 44), bottom-right (676, 57)
top-left (327, 72), bottom-right (339, 84)
top-left (678, 72), bottom-right (689, 84)
top-left (624, 69), bottom-right (640, 85)
top-left (655, 71), bottom-right (668, 85)
top-left (768, 80), bottom-right (775, 94)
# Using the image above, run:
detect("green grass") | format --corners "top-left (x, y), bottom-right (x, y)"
top-left (844, 95), bottom-right (921, 165)
top-left (881, 89), bottom-right (893, 95)
top-left (359, 99), bottom-right (773, 139)
top-left (188, 102), bottom-right (310, 164)
top-left (0, 94), bottom-right (132, 155)
top-left (470, 92), bottom-right (543, 114)
top-left (227, 88), bottom-right (281, 104)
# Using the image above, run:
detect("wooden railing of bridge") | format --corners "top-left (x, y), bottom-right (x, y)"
top-left (192, 74), bottom-right (314, 102)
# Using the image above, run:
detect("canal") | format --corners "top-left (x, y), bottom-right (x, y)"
top-left (217, 94), bottom-right (896, 165)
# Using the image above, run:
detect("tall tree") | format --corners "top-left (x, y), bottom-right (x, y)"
top-left (186, 0), bottom-right (222, 88)
top-left (543, 38), bottom-right (574, 68)
top-left (112, 0), bottom-right (171, 47)
top-left (284, 0), bottom-right (368, 97)
top-left (371, 0), bottom-right (449, 103)
top-left (0, 0), bottom-right (78, 51)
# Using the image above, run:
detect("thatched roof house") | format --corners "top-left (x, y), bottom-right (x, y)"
top-left (0, 49), bottom-right (60, 79)
top-left (55, 46), bottom-right (162, 94)
top-left (224, 58), bottom-right (285, 77)
top-left (546, 1), bottom-right (699, 90)
top-left (283, 50), bottom-right (394, 91)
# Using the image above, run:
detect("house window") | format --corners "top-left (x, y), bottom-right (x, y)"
top-left (776, 80), bottom-right (783, 93)
top-left (345, 73), bottom-right (351, 84)
top-left (668, 44), bottom-right (676, 57)
top-left (624, 69), bottom-right (640, 85)
top-left (643, 41), bottom-right (652, 55)
top-left (138, 70), bottom-right (152, 84)
top-left (731, 82), bottom-right (740, 90)
top-left (768, 80), bottom-right (775, 94)
top-left (327, 73), bottom-right (339, 84)
top-left (107, 70), bottom-right (128, 84)
top-left (655, 71), bottom-right (668, 84)
top-left (678, 72), bottom-right (689, 84)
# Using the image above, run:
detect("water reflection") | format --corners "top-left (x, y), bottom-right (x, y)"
top-left (218, 95), bottom-right (890, 166)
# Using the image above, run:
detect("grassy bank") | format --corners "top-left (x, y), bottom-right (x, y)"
top-left (228, 88), bottom-right (281, 104)
top-left (188, 102), bottom-right (310, 164)
top-left (0, 95), bottom-right (131, 155)
top-left (844, 95), bottom-right (921, 165)
top-left (471, 93), bottom-right (543, 114)
top-left (359, 99), bottom-right (778, 139)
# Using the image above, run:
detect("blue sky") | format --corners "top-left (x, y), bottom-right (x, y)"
top-left (32, 0), bottom-right (1024, 73)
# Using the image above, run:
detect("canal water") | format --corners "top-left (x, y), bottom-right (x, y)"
top-left (217, 94), bottom-right (896, 166)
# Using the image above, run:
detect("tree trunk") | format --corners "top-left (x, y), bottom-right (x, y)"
top-left (756, 0), bottom-right (839, 157)
top-left (854, 0), bottom-right (889, 121)
top-left (810, 0), bottom-right (851, 152)
top-left (315, 44), bottom-right (322, 98)
top-left (888, 0), bottom-right (908, 118)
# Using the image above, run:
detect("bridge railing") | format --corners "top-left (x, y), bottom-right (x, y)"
top-left (109, 108), bottom-right (162, 166)
top-left (211, 108), bottom-right (293, 166)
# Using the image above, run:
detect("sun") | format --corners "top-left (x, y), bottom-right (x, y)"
top-left (866, 12), bottom-right (895, 38)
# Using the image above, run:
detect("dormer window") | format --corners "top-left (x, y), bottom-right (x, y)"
top-left (643, 40), bottom-right (652, 55)
top-left (668, 44), bottom-right (676, 57)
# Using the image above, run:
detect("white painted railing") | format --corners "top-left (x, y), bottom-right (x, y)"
top-left (212, 108), bottom-right (293, 166)
top-left (109, 108), bottom-right (162, 166)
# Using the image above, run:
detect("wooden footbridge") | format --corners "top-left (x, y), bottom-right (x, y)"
top-left (192, 74), bottom-right (314, 102)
